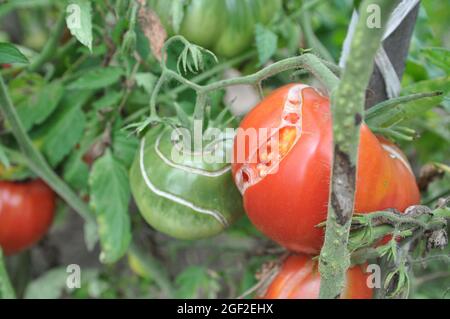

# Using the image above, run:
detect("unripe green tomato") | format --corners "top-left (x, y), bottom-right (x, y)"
top-left (213, 0), bottom-right (255, 57)
top-left (129, 125), bottom-right (244, 239)
top-left (150, 0), bottom-right (282, 58)
top-left (179, 0), bottom-right (226, 48)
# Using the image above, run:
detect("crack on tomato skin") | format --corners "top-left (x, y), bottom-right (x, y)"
top-left (235, 84), bottom-right (316, 195)
top-left (380, 142), bottom-right (414, 175)
top-left (154, 129), bottom-right (232, 177)
top-left (139, 138), bottom-right (229, 227)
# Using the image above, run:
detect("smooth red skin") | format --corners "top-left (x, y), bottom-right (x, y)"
top-left (0, 180), bottom-right (56, 255)
top-left (262, 254), bottom-right (373, 299)
top-left (232, 84), bottom-right (420, 254)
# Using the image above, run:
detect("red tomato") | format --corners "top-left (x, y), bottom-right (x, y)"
top-left (262, 254), bottom-right (373, 299)
top-left (1, 64), bottom-right (11, 69)
top-left (0, 179), bottom-right (56, 255)
top-left (232, 84), bottom-right (420, 253)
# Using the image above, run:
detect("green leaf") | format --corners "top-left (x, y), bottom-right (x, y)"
top-left (422, 47), bottom-right (450, 71)
top-left (0, 250), bottom-right (15, 299)
top-left (135, 72), bottom-right (157, 95)
top-left (66, 0), bottom-right (93, 52)
top-left (92, 90), bottom-right (123, 110)
top-left (31, 91), bottom-right (90, 166)
top-left (0, 144), bottom-right (10, 168)
top-left (84, 220), bottom-right (99, 252)
top-left (175, 266), bottom-right (220, 299)
top-left (112, 125), bottom-right (138, 169)
top-left (366, 91), bottom-right (444, 128)
top-left (67, 67), bottom-right (124, 90)
top-left (16, 81), bottom-right (64, 131)
top-left (403, 76), bottom-right (450, 110)
top-left (255, 24), bottom-right (278, 66)
top-left (89, 150), bottom-right (131, 264)
top-left (0, 42), bottom-right (28, 64)
top-left (63, 150), bottom-right (89, 191)
top-left (24, 268), bottom-right (68, 299)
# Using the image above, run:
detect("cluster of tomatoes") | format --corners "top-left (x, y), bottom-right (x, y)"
top-left (131, 83), bottom-right (421, 298)
top-left (0, 83), bottom-right (420, 300)
top-left (231, 84), bottom-right (421, 298)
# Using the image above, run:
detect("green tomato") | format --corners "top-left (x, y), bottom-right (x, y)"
top-left (150, 0), bottom-right (282, 58)
top-left (129, 125), bottom-right (244, 239)
top-left (179, 0), bottom-right (226, 48)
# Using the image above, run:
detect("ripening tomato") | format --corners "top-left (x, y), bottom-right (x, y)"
top-left (0, 179), bottom-right (56, 255)
top-left (232, 84), bottom-right (420, 253)
top-left (129, 124), bottom-right (244, 240)
top-left (262, 254), bottom-right (373, 299)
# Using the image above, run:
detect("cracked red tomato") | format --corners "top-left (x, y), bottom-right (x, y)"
top-left (0, 179), bottom-right (56, 255)
top-left (262, 254), bottom-right (373, 299)
top-left (232, 84), bottom-right (420, 253)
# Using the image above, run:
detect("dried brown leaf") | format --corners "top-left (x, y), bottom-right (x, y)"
top-left (137, 2), bottom-right (167, 61)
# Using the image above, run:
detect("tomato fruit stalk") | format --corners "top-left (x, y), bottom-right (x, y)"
top-left (0, 179), bottom-right (56, 255)
top-left (232, 84), bottom-right (420, 253)
top-left (130, 124), bottom-right (244, 239)
top-left (262, 254), bottom-right (373, 299)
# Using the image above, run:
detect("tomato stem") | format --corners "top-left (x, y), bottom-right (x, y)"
top-left (0, 75), bottom-right (95, 225)
top-left (319, 0), bottom-right (401, 299)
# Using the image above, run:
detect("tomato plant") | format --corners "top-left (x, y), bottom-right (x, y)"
top-left (232, 84), bottom-right (421, 253)
top-left (150, 0), bottom-right (281, 57)
top-left (0, 0), bottom-right (448, 300)
top-left (0, 179), bottom-right (56, 255)
top-left (129, 124), bottom-right (244, 239)
top-left (262, 254), bottom-right (373, 299)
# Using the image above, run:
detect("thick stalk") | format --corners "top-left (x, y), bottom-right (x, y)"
top-left (0, 75), bottom-right (94, 223)
top-left (318, 0), bottom-right (400, 299)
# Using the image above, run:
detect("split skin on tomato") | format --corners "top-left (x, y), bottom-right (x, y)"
top-left (232, 84), bottom-right (420, 254)
top-left (262, 254), bottom-right (373, 299)
top-left (0, 179), bottom-right (56, 255)
top-left (129, 124), bottom-right (244, 240)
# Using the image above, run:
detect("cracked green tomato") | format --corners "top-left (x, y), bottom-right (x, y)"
top-left (130, 125), bottom-right (244, 239)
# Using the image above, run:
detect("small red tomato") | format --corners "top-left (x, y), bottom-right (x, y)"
top-left (0, 179), bottom-right (56, 255)
top-left (262, 254), bottom-right (373, 299)
top-left (232, 84), bottom-right (420, 253)
top-left (1, 64), bottom-right (11, 69)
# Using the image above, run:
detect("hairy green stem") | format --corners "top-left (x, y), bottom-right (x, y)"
top-left (299, 2), bottom-right (335, 62)
top-left (200, 53), bottom-right (339, 93)
top-left (146, 38), bottom-right (338, 129)
top-left (318, 0), bottom-right (400, 299)
top-left (0, 249), bottom-right (15, 299)
top-left (0, 75), bottom-right (94, 224)
top-left (193, 92), bottom-right (207, 123)
top-left (28, 12), bottom-right (66, 72)
top-left (168, 50), bottom-right (257, 97)
top-left (365, 91), bottom-right (443, 127)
